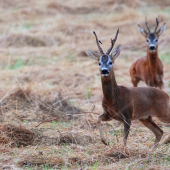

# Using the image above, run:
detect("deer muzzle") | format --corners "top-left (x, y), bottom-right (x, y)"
top-left (101, 69), bottom-right (109, 76)
top-left (149, 45), bottom-right (156, 51)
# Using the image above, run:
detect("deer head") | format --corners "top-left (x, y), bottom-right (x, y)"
top-left (137, 16), bottom-right (166, 52)
top-left (86, 29), bottom-right (121, 76)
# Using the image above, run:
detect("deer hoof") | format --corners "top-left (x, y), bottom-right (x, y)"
top-left (151, 143), bottom-right (159, 151)
top-left (101, 139), bottom-right (109, 145)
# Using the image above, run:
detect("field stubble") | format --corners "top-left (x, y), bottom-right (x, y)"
top-left (1, 0), bottom-right (170, 169)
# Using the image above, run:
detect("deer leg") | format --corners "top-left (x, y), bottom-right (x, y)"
top-left (158, 80), bottom-right (164, 90)
top-left (131, 77), bottom-right (140, 87)
top-left (97, 113), bottom-right (112, 145)
top-left (140, 116), bottom-right (163, 146)
top-left (130, 66), bottom-right (140, 87)
top-left (123, 118), bottom-right (131, 146)
top-left (148, 80), bottom-right (156, 87)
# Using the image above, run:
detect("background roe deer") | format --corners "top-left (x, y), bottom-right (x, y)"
top-left (130, 17), bottom-right (166, 89)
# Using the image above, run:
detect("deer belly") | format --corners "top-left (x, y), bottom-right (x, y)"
top-left (106, 108), bottom-right (125, 122)
top-left (132, 111), bottom-right (151, 120)
top-left (132, 97), bottom-right (151, 120)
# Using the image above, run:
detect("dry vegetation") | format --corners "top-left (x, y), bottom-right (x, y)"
top-left (1, 0), bottom-right (170, 169)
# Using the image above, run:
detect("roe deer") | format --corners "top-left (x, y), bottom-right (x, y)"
top-left (130, 17), bottom-right (166, 89)
top-left (86, 29), bottom-right (170, 148)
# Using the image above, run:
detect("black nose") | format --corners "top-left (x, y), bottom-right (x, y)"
top-left (101, 69), bottom-right (109, 75)
top-left (149, 46), bottom-right (155, 51)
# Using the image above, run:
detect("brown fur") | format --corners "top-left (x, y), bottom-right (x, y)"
top-left (130, 46), bottom-right (163, 89)
top-left (87, 30), bottom-right (169, 147)
top-left (98, 65), bottom-right (169, 147)
top-left (130, 17), bottom-right (166, 89)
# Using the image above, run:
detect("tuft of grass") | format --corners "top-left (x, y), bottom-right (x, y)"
top-left (8, 59), bottom-right (25, 70)
top-left (92, 162), bottom-right (98, 170)
top-left (65, 53), bottom-right (75, 62)
top-left (86, 87), bottom-right (90, 99)
top-left (52, 120), bottom-right (57, 127)
top-left (24, 23), bottom-right (34, 29)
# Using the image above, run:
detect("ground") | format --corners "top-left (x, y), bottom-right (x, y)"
top-left (1, 0), bottom-right (170, 169)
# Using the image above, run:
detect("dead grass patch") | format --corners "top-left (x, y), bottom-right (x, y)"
top-left (0, 124), bottom-right (95, 148)
top-left (0, 87), bottom-right (82, 122)
top-left (79, 117), bottom-right (113, 131)
top-left (0, 131), bottom-right (12, 145)
top-left (38, 93), bottom-right (82, 120)
top-left (142, 0), bottom-right (170, 7)
top-left (18, 154), bottom-right (64, 168)
top-left (58, 132), bottom-right (95, 146)
top-left (0, 87), bottom-right (34, 113)
top-left (39, 131), bottom-right (97, 146)
top-left (47, 2), bottom-right (98, 14)
top-left (0, 0), bottom-right (30, 9)
top-left (1, 123), bottom-right (37, 147)
top-left (110, 0), bottom-right (141, 8)
top-left (0, 34), bottom-right (62, 47)
top-left (124, 40), bottom-right (146, 51)
top-left (17, 146), bottom-right (129, 169)
top-left (19, 8), bottom-right (46, 18)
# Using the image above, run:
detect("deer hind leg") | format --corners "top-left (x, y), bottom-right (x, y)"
top-left (97, 113), bottom-right (112, 145)
top-left (140, 116), bottom-right (163, 146)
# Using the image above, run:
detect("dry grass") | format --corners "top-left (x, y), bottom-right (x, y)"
top-left (0, 34), bottom-right (62, 47)
top-left (1, 0), bottom-right (170, 169)
top-left (1, 123), bottom-right (37, 147)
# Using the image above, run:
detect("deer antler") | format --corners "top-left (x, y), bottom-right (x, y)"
top-left (154, 16), bottom-right (160, 32)
top-left (145, 17), bottom-right (151, 33)
top-left (93, 31), bottom-right (104, 55)
top-left (106, 29), bottom-right (119, 55)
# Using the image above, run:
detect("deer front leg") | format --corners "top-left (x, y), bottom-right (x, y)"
top-left (158, 80), bottom-right (164, 90)
top-left (123, 118), bottom-right (131, 146)
top-left (97, 113), bottom-right (112, 145)
top-left (131, 77), bottom-right (141, 87)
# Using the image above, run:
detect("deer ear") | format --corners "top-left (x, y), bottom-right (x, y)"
top-left (137, 25), bottom-right (148, 38)
top-left (156, 23), bottom-right (166, 37)
top-left (111, 45), bottom-right (121, 61)
top-left (86, 50), bottom-right (100, 61)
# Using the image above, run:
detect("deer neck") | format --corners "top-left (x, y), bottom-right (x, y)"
top-left (147, 46), bottom-right (158, 75)
top-left (101, 70), bottom-right (118, 104)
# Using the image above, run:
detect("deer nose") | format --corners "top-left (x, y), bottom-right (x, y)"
top-left (101, 69), bottom-right (109, 75)
top-left (149, 45), bottom-right (155, 51)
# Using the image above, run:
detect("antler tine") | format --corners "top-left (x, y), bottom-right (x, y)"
top-left (154, 16), bottom-right (160, 32)
top-left (106, 29), bottom-right (119, 55)
top-left (93, 31), bottom-right (104, 55)
top-left (145, 17), bottom-right (150, 33)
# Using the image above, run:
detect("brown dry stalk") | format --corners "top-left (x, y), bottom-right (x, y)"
top-left (35, 111), bottom-right (98, 127)
top-left (35, 116), bottom-right (66, 127)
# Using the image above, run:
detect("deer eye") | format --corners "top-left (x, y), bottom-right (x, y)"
top-left (146, 39), bottom-right (149, 43)
top-left (109, 61), bottom-right (112, 65)
top-left (99, 62), bottom-right (101, 66)
top-left (155, 39), bottom-right (158, 42)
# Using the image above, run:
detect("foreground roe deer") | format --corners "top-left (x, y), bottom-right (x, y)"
top-left (130, 17), bottom-right (166, 89)
top-left (86, 29), bottom-right (170, 147)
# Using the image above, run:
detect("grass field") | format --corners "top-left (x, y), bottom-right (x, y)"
top-left (1, 0), bottom-right (170, 169)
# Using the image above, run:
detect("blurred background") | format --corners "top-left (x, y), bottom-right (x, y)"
top-left (1, 0), bottom-right (170, 169)
top-left (0, 0), bottom-right (170, 97)
top-left (1, 0), bottom-right (170, 96)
